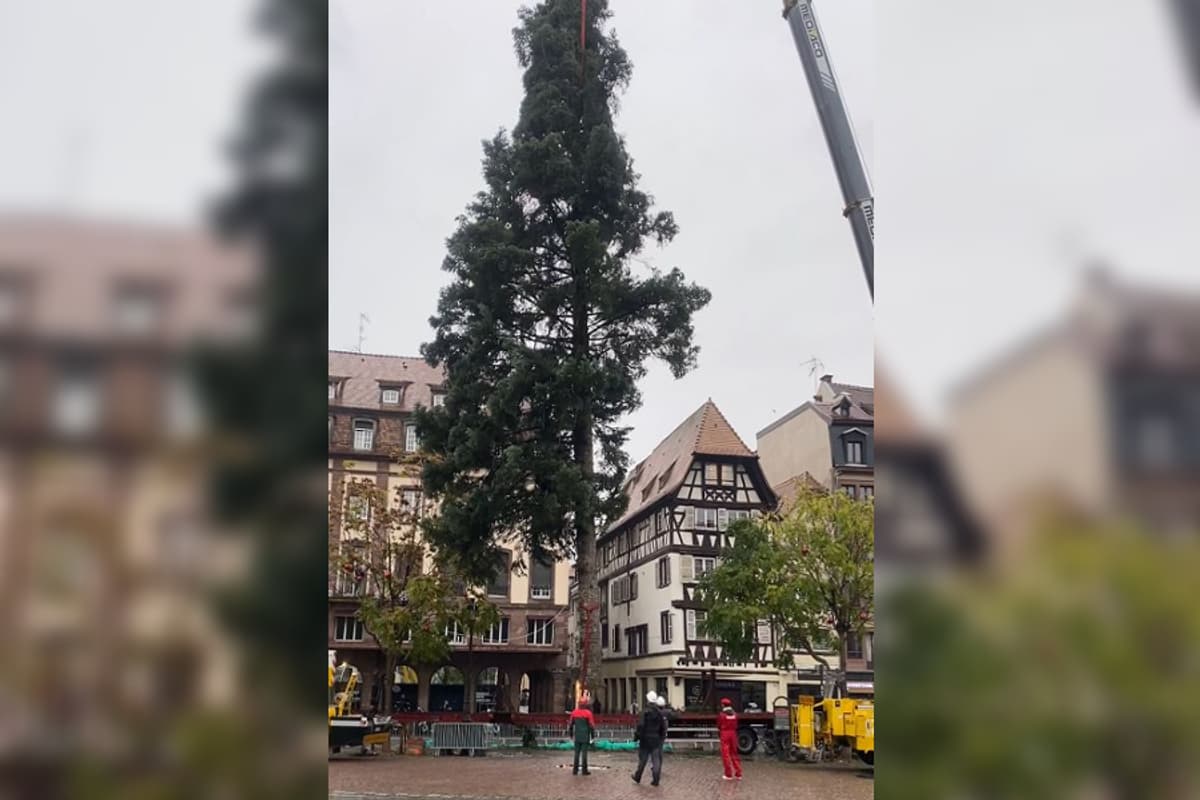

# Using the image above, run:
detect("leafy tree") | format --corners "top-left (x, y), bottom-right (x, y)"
top-left (697, 490), bottom-right (874, 694)
top-left (413, 0), bottom-right (710, 695)
top-left (331, 479), bottom-right (493, 713)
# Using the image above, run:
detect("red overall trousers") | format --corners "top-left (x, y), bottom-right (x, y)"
top-left (717, 710), bottom-right (742, 778)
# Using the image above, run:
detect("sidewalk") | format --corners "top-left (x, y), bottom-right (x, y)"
top-left (329, 750), bottom-right (873, 800)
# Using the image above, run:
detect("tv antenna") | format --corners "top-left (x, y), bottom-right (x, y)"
top-left (356, 312), bottom-right (369, 353)
top-left (800, 357), bottom-right (825, 393)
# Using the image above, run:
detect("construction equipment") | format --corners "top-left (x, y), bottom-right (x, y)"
top-left (329, 650), bottom-right (391, 755)
top-left (790, 695), bottom-right (874, 765)
top-left (782, 0), bottom-right (874, 300)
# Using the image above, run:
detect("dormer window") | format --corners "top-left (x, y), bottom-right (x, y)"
top-left (114, 283), bottom-right (165, 336)
top-left (834, 396), bottom-right (852, 417)
top-left (381, 388), bottom-right (402, 405)
top-left (431, 392), bottom-right (446, 408)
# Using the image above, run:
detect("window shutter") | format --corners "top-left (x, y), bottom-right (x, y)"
top-left (683, 506), bottom-right (695, 531)
top-left (681, 555), bottom-right (694, 582)
top-left (685, 610), bottom-right (696, 640)
top-left (717, 508), bottom-right (729, 531)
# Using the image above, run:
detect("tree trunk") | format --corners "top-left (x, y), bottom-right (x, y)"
top-left (382, 651), bottom-right (396, 716)
top-left (466, 634), bottom-right (476, 713)
top-left (837, 634), bottom-right (849, 697)
top-left (572, 273), bottom-right (602, 698)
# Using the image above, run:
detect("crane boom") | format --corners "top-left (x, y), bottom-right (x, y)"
top-left (782, 0), bottom-right (874, 299)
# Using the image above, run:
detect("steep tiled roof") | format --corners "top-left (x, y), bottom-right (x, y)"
top-left (328, 350), bottom-right (446, 411)
top-left (608, 400), bottom-right (754, 533)
top-left (772, 472), bottom-right (825, 514)
top-left (831, 382), bottom-right (874, 414)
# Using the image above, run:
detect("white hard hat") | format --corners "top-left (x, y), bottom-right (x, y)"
top-left (646, 690), bottom-right (658, 704)
top-left (656, 696), bottom-right (666, 707)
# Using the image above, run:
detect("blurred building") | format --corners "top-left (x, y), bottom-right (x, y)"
top-left (0, 215), bottom-right (257, 750)
top-left (949, 268), bottom-right (1200, 543)
top-left (327, 350), bottom-right (572, 713)
top-left (756, 374), bottom-right (875, 503)
top-left (874, 365), bottom-right (984, 579)
top-left (593, 400), bottom-right (850, 712)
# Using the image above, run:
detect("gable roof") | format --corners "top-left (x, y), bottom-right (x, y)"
top-left (328, 350), bottom-right (446, 411)
top-left (608, 400), bottom-right (755, 533)
top-left (772, 472), bottom-right (825, 515)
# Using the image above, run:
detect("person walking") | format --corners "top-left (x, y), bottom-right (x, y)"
top-left (632, 692), bottom-right (667, 786)
top-left (716, 697), bottom-right (743, 780)
top-left (569, 698), bottom-right (596, 775)
top-left (654, 695), bottom-right (669, 765)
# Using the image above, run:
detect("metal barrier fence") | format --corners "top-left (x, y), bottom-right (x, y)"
top-left (431, 722), bottom-right (493, 754)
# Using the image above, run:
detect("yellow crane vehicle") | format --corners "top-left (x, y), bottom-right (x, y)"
top-left (791, 695), bottom-right (874, 766)
top-left (329, 650), bottom-right (391, 755)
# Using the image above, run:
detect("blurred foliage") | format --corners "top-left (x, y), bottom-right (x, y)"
top-left (698, 490), bottom-right (874, 689)
top-left (882, 517), bottom-right (1200, 799)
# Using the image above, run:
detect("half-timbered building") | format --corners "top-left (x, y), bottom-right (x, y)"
top-left (596, 400), bottom-right (824, 712)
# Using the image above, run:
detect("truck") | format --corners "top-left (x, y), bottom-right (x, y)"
top-left (329, 651), bottom-right (391, 755)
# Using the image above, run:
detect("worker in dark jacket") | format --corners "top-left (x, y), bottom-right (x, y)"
top-left (569, 700), bottom-right (596, 775)
top-left (717, 697), bottom-right (743, 780)
top-left (632, 692), bottom-right (668, 786)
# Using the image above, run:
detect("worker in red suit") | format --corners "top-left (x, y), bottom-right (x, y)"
top-left (716, 697), bottom-right (743, 780)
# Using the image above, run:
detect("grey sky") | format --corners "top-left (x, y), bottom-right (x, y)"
top-left (876, 0), bottom-right (1200, 422)
top-left (0, 1), bottom-right (264, 225)
top-left (330, 0), bottom-right (875, 466)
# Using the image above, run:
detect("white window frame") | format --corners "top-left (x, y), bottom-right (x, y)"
top-left (400, 489), bottom-right (421, 514)
top-left (685, 609), bottom-right (708, 641)
top-left (353, 420), bottom-right (375, 451)
top-left (432, 392), bottom-right (446, 408)
top-left (445, 621), bottom-right (467, 645)
top-left (381, 388), bottom-right (401, 405)
top-left (334, 615), bottom-right (365, 642)
top-left (526, 617), bottom-right (554, 646)
top-left (328, 382), bottom-right (337, 401)
top-left (717, 508), bottom-right (729, 531)
top-left (656, 556), bottom-right (670, 588)
top-left (846, 440), bottom-right (864, 465)
top-left (696, 507), bottom-right (719, 530)
top-left (405, 424), bottom-right (419, 452)
top-left (482, 617), bottom-right (509, 645)
top-left (660, 610), bottom-right (673, 644)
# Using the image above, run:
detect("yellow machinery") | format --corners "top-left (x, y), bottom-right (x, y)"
top-left (329, 651), bottom-right (391, 755)
top-left (791, 695), bottom-right (874, 766)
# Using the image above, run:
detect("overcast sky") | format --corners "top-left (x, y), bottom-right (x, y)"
top-left (330, 0), bottom-right (875, 465)
top-left (876, 0), bottom-right (1200, 421)
top-left (0, 1), bottom-right (264, 226)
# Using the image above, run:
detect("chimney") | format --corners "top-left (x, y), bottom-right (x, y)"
top-left (819, 373), bottom-right (833, 384)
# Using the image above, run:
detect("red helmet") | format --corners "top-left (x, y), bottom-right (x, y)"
top-left (720, 697), bottom-right (732, 706)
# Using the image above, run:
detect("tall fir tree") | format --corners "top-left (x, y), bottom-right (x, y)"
top-left (199, 0), bottom-right (328, 712)
top-left (414, 0), bottom-right (711, 696)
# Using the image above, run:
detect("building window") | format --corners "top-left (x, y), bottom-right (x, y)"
top-left (530, 557), bottom-right (553, 600)
top-left (704, 463), bottom-right (718, 483)
top-left (334, 616), bottom-right (364, 642)
top-left (405, 424), bottom-right (419, 452)
top-left (328, 381), bottom-right (338, 401)
top-left (846, 440), bottom-right (864, 464)
top-left (353, 419), bottom-right (375, 451)
top-left (526, 618), bottom-right (554, 646)
top-left (629, 572), bottom-right (638, 601)
top-left (347, 495), bottom-right (370, 522)
top-left (164, 368), bottom-right (203, 439)
top-left (482, 617), bottom-right (509, 644)
top-left (846, 632), bottom-right (863, 659)
top-left (861, 486), bottom-right (874, 500)
top-left (52, 362), bottom-right (101, 435)
top-left (486, 552), bottom-right (511, 599)
top-left (755, 619), bottom-right (772, 643)
top-left (627, 625), bottom-right (648, 656)
top-left (400, 489), bottom-right (421, 514)
top-left (728, 509), bottom-right (751, 525)
top-left (656, 557), bottom-right (670, 588)
top-left (113, 286), bottom-right (163, 335)
top-left (720, 464), bottom-right (734, 484)
top-left (696, 508), bottom-right (719, 530)
top-left (612, 624), bottom-right (621, 652)
top-left (381, 388), bottom-right (401, 405)
top-left (445, 621), bottom-right (466, 645)
top-left (685, 609), bottom-right (709, 641)
top-left (432, 392), bottom-right (446, 408)
top-left (655, 677), bottom-right (668, 700)
top-left (601, 621), bottom-right (609, 649)
top-left (681, 555), bottom-right (716, 582)
top-left (660, 611), bottom-right (673, 644)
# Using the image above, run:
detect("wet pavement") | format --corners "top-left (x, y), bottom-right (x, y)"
top-left (329, 750), bottom-right (873, 800)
